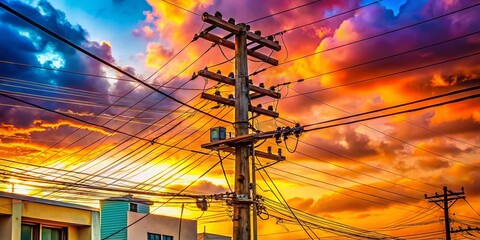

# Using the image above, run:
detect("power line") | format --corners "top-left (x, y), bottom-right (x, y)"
top-left (246, 0), bottom-right (324, 24)
top-left (464, 198), bottom-right (480, 217)
top-left (288, 85), bottom-right (480, 181)
top-left (276, 0), bottom-right (382, 34)
top-left (159, 0), bottom-right (201, 16)
top-left (15, 40), bottom-right (219, 176)
top-left (0, 59), bottom-right (208, 91)
top-left (102, 157), bottom-right (223, 240)
top-left (283, 159), bottom-right (422, 201)
top-left (304, 93), bottom-right (480, 134)
top-left (43, 105), bottom-right (230, 198)
top-left (256, 158), bottom-right (316, 239)
top-left (278, 51), bottom-right (480, 101)
top-left (251, 2), bottom-right (480, 75)
top-left (304, 84), bottom-right (480, 128)
top-left (0, 93), bottom-right (212, 156)
top-left (294, 138), bottom-right (443, 191)
top-left (268, 166), bottom-right (429, 211)
top-left (0, 2), bottom-right (230, 124)
top-left (274, 30), bottom-right (480, 88)
top-left (263, 197), bottom-right (394, 239)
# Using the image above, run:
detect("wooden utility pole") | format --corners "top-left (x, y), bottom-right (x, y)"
top-left (196, 12), bottom-right (283, 240)
top-left (234, 23), bottom-right (251, 240)
top-left (425, 186), bottom-right (465, 240)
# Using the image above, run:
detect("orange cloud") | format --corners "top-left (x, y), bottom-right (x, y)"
top-left (34, 119), bottom-right (113, 136)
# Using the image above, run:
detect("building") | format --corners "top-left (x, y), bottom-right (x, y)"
top-left (101, 195), bottom-right (197, 240)
top-left (197, 232), bottom-right (231, 240)
top-left (0, 191), bottom-right (100, 240)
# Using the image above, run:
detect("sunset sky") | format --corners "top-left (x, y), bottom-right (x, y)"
top-left (1, 0), bottom-right (480, 239)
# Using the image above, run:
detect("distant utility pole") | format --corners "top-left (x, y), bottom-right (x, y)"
top-left (425, 186), bottom-right (465, 240)
top-left (195, 11), bottom-right (284, 240)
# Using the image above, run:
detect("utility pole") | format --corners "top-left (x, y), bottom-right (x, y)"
top-left (195, 12), bottom-right (284, 240)
top-left (234, 22), bottom-right (251, 240)
top-left (425, 186), bottom-right (465, 240)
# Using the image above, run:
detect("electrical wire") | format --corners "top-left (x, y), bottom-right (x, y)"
top-left (256, 157), bottom-right (316, 239)
top-left (0, 2), bottom-right (230, 124)
top-left (304, 93), bottom-right (480, 134)
top-left (464, 198), bottom-right (480, 217)
top-left (218, 152), bottom-right (233, 192)
top-left (101, 157), bottom-right (222, 240)
top-left (246, 0), bottom-right (324, 24)
top-left (303, 85), bottom-right (480, 128)
top-left (159, 0), bottom-right (201, 16)
top-left (250, 2), bottom-right (480, 76)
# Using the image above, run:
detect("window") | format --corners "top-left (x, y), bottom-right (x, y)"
top-left (21, 223), bottom-right (67, 240)
top-left (42, 227), bottom-right (66, 240)
top-left (163, 235), bottom-right (173, 240)
top-left (130, 203), bottom-right (138, 212)
top-left (21, 224), bottom-right (39, 240)
top-left (147, 233), bottom-right (161, 240)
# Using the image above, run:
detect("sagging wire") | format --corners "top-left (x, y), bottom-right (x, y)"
top-left (218, 152), bottom-right (233, 192)
top-left (273, 124), bottom-right (303, 153)
top-left (284, 136), bottom-right (300, 153)
top-left (218, 45), bottom-right (233, 63)
top-left (257, 195), bottom-right (270, 220)
top-left (280, 32), bottom-right (289, 61)
top-left (248, 34), bottom-right (278, 79)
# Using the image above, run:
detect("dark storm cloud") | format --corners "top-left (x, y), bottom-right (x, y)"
top-left (0, 0), bottom-right (143, 128)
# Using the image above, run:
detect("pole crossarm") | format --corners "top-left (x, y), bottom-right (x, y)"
top-left (197, 69), bottom-right (281, 99)
top-left (201, 93), bottom-right (279, 117)
top-left (427, 196), bottom-right (466, 203)
top-left (201, 12), bottom-right (281, 50)
top-left (195, 12), bottom-right (281, 66)
top-left (201, 125), bottom-right (304, 149)
top-left (196, 31), bottom-right (279, 65)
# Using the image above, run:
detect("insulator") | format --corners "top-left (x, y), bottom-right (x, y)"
top-left (246, 25), bottom-right (251, 31)
top-left (191, 72), bottom-right (197, 80)
top-left (196, 198), bottom-right (208, 211)
top-left (268, 106), bottom-right (274, 111)
top-left (254, 30), bottom-right (261, 36)
top-left (228, 72), bottom-right (234, 78)
top-left (257, 104), bottom-right (262, 108)
top-left (228, 94), bottom-right (234, 99)
top-left (267, 36), bottom-right (274, 41)
top-left (283, 126), bottom-right (291, 140)
top-left (267, 146), bottom-right (272, 154)
top-left (259, 83), bottom-right (265, 88)
top-left (217, 69), bottom-right (222, 74)
top-left (274, 127), bottom-right (282, 144)
top-left (269, 86), bottom-right (275, 91)
top-left (228, 18), bottom-right (235, 24)
top-left (278, 148), bottom-right (282, 156)
top-left (248, 79), bottom-right (253, 84)
top-left (215, 11), bottom-right (223, 19)
top-left (293, 123), bottom-right (303, 138)
top-left (214, 90), bottom-right (221, 96)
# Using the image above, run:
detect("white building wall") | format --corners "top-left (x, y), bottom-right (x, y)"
top-left (127, 212), bottom-right (197, 240)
